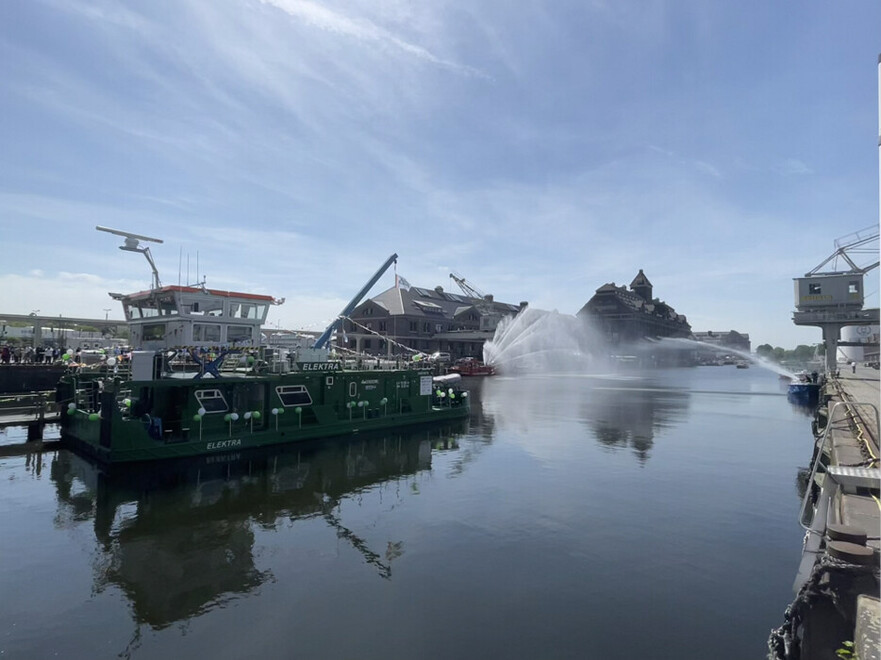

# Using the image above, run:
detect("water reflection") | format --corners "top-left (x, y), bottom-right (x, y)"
top-left (581, 381), bottom-right (690, 464)
top-left (475, 374), bottom-right (691, 464)
top-left (47, 423), bottom-right (466, 630)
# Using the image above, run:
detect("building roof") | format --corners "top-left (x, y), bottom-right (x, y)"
top-left (630, 269), bottom-right (652, 289)
top-left (578, 277), bottom-right (690, 329)
top-left (363, 285), bottom-right (521, 320)
top-left (122, 285), bottom-right (277, 303)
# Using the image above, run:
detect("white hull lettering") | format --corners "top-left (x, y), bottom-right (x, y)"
top-left (207, 439), bottom-right (242, 450)
top-left (301, 362), bottom-right (341, 372)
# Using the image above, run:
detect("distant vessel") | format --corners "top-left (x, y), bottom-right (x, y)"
top-left (787, 372), bottom-right (821, 406)
top-left (449, 357), bottom-right (495, 377)
top-left (56, 228), bottom-right (469, 463)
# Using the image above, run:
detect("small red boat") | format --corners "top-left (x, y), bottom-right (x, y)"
top-left (449, 357), bottom-right (495, 376)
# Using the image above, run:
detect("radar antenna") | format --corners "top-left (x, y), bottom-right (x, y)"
top-left (96, 225), bottom-right (164, 290)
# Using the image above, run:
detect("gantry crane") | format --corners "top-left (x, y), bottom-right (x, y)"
top-left (806, 226), bottom-right (879, 276)
top-left (793, 226), bottom-right (879, 372)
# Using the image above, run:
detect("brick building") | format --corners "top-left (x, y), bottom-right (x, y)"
top-left (339, 284), bottom-right (525, 359)
top-left (576, 270), bottom-right (691, 344)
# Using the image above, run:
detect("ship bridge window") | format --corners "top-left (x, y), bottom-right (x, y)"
top-left (155, 296), bottom-right (178, 316)
top-left (276, 385), bottom-right (313, 407)
top-left (131, 297), bottom-right (178, 317)
top-left (193, 323), bottom-right (221, 342)
top-left (183, 298), bottom-right (224, 317)
top-left (194, 389), bottom-right (228, 413)
top-left (142, 323), bottom-right (166, 340)
top-left (232, 303), bottom-right (267, 320)
top-left (227, 326), bottom-right (252, 342)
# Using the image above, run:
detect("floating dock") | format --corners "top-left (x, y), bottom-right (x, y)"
top-left (0, 392), bottom-right (61, 455)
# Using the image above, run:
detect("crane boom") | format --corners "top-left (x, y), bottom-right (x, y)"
top-left (449, 272), bottom-right (485, 299)
top-left (313, 253), bottom-right (398, 349)
top-left (807, 225), bottom-right (879, 276)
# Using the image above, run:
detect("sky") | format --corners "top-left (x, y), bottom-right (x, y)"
top-left (0, 0), bottom-right (879, 349)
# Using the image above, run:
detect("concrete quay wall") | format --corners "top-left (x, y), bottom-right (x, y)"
top-left (771, 365), bottom-right (880, 660)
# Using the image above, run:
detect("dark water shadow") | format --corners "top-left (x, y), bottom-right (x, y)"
top-left (48, 422), bottom-right (468, 631)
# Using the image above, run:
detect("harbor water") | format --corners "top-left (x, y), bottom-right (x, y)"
top-left (1, 366), bottom-right (810, 659)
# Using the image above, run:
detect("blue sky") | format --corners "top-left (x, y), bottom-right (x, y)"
top-left (1, 0), bottom-right (878, 348)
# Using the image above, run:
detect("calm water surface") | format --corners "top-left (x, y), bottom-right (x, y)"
top-left (1, 367), bottom-right (811, 659)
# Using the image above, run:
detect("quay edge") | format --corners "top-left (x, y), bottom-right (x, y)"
top-left (770, 364), bottom-right (880, 660)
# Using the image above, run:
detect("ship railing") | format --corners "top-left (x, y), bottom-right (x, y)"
top-left (71, 386), bottom-right (99, 413)
top-left (798, 400), bottom-right (880, 532)
top-left (335, 357), bottom-right (439, 372)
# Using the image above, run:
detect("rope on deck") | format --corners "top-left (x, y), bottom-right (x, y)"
top-left (768, 553), bottom-right (880, 660)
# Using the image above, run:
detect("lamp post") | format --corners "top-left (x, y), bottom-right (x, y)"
top-left (103, 308), bottom-right (111, 321)
top-left (29, 312), bottom-right (39, 349)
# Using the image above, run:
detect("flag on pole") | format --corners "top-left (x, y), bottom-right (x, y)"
top-left (396, 275), bottom-right (411, 291)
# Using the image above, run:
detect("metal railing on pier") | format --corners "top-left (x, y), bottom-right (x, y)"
top-left (0, 392), bottom-right (59, 428)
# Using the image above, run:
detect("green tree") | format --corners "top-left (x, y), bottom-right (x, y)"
top-left (756, 344), bottom-right (775, 359)
top-left (791, 345), bottom-right (815, 362)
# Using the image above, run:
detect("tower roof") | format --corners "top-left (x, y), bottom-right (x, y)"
top-left (630, 269), bottom-right (652, 289)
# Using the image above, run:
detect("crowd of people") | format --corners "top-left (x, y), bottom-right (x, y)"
top-left (0, 344), bottom-right (130, 366)
top-left (0, 344), bottom-right (64, 365)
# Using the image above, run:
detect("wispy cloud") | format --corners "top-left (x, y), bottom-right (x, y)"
top-left (1, 0), bottom-right (877, 348)
top-left (261, 0), bottom-right (486, 77)
top-left (775, 158), bottom-right (813, 176)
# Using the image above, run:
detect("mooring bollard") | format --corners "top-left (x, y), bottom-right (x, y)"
top-left (27, 420), bottom-right (43, 442)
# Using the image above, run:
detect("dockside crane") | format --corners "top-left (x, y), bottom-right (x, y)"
top-left (806, 226), bottom-right (879, 276)
top-left (792, 225), bottom-right (879, 372)
top-left (449, 272), bottom-right (486, 300)
top-left (313, 253), bottom-right (398, 350)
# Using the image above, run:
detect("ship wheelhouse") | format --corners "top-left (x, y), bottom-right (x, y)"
top-left (112, 285), bottom-right (277, 350)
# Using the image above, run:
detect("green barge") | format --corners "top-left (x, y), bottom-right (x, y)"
top-left (57, 229), bottom-right (470, 463)
top-left (56, 358), bottom-right (468, 463)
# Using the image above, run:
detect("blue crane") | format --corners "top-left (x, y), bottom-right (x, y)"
top-left (312, 253), bottom-right (398, 350)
